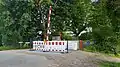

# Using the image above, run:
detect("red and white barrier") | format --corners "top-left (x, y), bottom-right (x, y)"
top-left (33, 41), bottom-right (44, 50)
top-left (33, 41), bottom-right (67, 52)
top-left (46, 6), bottom-right (52, 41)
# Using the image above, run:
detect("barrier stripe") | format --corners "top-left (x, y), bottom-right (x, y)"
top-left (46, 6), bottom-right (52, 41)
top-left (56, 42), bottom-right (58, 45)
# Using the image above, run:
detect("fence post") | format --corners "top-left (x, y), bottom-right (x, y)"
top-left (30, 38), bottom-right (34, 51)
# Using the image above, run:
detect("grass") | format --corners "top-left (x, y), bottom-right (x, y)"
top-left (0, 45), bottom-right (29, 51)
top-left (84, 45), bottom-right (120, 67)
top-left (84, 45), bottom-right (97, 52)
top-left (0, 46), bottom-right (15, 51)
top-left (84, 45), bottom-right (120, 58)
top-left (99, 61), bottom-right (120, 67)
top-left (107, 54), bottom-right (120, 58)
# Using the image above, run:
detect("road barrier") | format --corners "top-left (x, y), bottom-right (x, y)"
top-left (68, 41), bottom-right (79, 50)
top-left (32, 40), bottom-right (82, 53)
top-left (33, 41), bottom-right (68, 53)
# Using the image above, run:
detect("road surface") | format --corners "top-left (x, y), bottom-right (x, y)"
top-left (0, 50), bottom-right (53, 67)
top-left (0, 50), bottom-right (119, 67)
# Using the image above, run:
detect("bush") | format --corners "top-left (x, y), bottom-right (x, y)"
top-left (0, 46), bottom-right (14, 51)
top-left (0, 42), bottom-right (30, 51)
top-left (22, 43), bottom-right (30, 49)
top-left (91, 28), bottom-right (119, 55)
top-left (84, 45), bottom-right (96, 52)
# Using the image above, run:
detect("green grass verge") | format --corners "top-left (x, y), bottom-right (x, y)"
top-left (0, 46), bottom-right (14, 51)
top-left (84, 45), bottom-right (97, 52)
top-left (99, 61), bottom-right (120, 67)
top-left (0, 46), bottom-right (29, 51)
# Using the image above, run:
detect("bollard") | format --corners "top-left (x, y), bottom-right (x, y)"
top-left (80, 40), bottom-right (83, 50)
top-left (66, 40), bottom-right (68, 53)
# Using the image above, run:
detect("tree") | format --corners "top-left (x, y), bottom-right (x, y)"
top-left (106, 0), bottom-right (120, 54)
top-left (106, 0), bottom-right (120, 38)
top-left (68, 0), bottom-right (91, 37)
top-left (0, 0), bottom-right (33, 46)
top-left (51, 0), bottom-right (71, 33)
top-left (88, 0), bottom-right (119, 55)
top-left (51, 0), bottom-right (86, 38)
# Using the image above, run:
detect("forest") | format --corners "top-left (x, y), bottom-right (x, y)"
top-left (0, 0), bottom-right (120, 55)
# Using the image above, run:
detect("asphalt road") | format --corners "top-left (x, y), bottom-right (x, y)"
top-left (0, 50), bottom-right (53, 67)
top-left (1, 49), bottom-right (118, 67)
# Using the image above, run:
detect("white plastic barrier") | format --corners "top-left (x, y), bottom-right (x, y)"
top-left (68, 41), bottom-right (79, 50)
top-left (33, 41), bottom-right (68, 53)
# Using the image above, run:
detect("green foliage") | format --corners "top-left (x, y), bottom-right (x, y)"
top-left (116, 40), bottom-right (120, 53)
top-left (51, 0), bottom-right (71, 32)
top-left (0, 0), bottom-right (120, 54)
top-left (0, 44), bottom-right (29, 51)
top-left (0, 46), bottom-right (13, 51)
top-left (0, 0), bottom-right (34, 46)
top-left (84, 45), bottom-right (96, 52)
top-left (62, 32), bottom-right (72, 40)
top-left (23, 43), bottom-right (29, 49)
top-left (83, 0), bottom-right (120, 55)
top-left (0, 45), bottom-right (21, 51)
